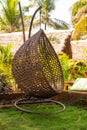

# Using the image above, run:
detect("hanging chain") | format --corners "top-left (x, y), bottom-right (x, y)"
top-left (40, 8), bottom-right (41, 29)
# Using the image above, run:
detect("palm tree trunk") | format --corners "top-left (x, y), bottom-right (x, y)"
top-left (44, 11), bottom-right (48, 30)
top-left (45, 22), bottom-right (47, 30)
top-left (10, 25), bottom-right (12, 32)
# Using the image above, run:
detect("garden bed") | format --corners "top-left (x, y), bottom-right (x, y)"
top-left (0, 90), bottom-right (87, 107)
top-left (54, 90), bottom-right (87, 106)
top-left (0, 92), bottom-right (25, 100)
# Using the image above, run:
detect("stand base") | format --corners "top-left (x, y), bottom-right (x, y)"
top-left (14, 98), bottom-right (66, 114)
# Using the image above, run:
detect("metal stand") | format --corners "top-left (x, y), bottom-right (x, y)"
top-left (14, 98), bottom-right (66, 114)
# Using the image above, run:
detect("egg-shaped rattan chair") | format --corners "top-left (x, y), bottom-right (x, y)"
top-left (12, 6), bottom-right (65, 114)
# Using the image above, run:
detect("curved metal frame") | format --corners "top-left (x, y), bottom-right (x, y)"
top-left (14, 98), bottom-right (66, 114)
top-left (28, 6), bottom-right (42, 38)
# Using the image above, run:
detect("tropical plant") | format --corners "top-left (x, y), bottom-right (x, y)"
top-left (72, 60), bottom-right (87, 79)
top-left (58, 53), bottom-right (74, 81)
top-left (0, 44), bottom-right (16, 93)
top-left (72, 15), bottom-right (87, 40)
top-left (48, 34), bottom-right (60, 44)
top-left (0, 0), bottom-right (20, 32)
top-left (72, 0), bottom-right (87, 16)
top-left (29, 0), bottom-right (69, 30)
top-left (49, 18), bottom-right (69, 30)
top-left (0, 44), bottom-right (13, 64)
top-left (58, 53), bottom-right (87, 81)
top-left (37, 0), bottom-right (56, 30)
top-left (72, 0), bottom-right (87, 40)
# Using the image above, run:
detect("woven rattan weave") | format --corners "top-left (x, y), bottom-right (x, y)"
top-left (12, 29), bottom-right (64, 98)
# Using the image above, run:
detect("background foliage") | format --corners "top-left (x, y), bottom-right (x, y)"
top-left (0, 44), bottom-right (15, 93)
top-left (72, 0), bottom-right (87, 40)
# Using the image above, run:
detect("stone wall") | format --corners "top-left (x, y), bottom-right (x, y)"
top-left (0, 30), bottom-right (87, 61)
top-left (0, 32), bottom-right (28, 53)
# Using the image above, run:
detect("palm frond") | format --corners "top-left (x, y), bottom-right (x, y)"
top-left (0, 0), bottom-right (20, 32)
top-left (0, 17), bottom-right (6, 25)
top-left (72, 0), bottom-right (87, 16)
top-left (50, 18), bottom-right (69, 29)
top-left (37, 0), bottom-right (55, 12)
top-left (72, 5), bottom-right (87, 24)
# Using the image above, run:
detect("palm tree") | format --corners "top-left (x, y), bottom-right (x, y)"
top-left (37, 0), bottom-right (56, 30)
top-left (29, 0), bottom-right (69, 30)
top-left (0, 0), bottom-right (20, 32)
top-left (72, 0), bottom-right (87, 40)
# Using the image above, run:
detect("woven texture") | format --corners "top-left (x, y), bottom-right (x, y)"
top-left (12, 29), bottom-right (64, 98)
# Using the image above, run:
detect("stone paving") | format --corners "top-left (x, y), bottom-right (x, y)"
top-left (0, 30), bottom-right (87, 61)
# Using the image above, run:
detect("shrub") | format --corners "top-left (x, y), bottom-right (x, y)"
top-left (0, 44), bottom-right (16, 93)
top-left (58, 53), bottom-right (87, 81)
top-left (58, 53), bottom-right (74, 81)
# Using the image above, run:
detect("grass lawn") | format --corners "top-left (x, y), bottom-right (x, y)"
top-left (0, 103), bottom-right (87, 130)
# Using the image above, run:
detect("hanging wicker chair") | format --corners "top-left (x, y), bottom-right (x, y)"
top-left (12, 6), bottom-right (65, 114)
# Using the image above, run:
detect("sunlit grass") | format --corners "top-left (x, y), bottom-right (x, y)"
top-left (0, 104), bottom-right (87, 130)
